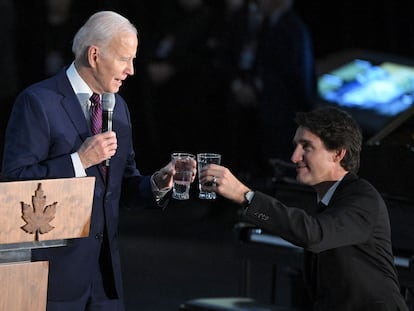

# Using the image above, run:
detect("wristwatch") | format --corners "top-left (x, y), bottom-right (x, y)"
top-left (243, 191), bottom-right (255, 207)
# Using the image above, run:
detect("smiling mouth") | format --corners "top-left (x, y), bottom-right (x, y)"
top-left (296, 164), bottom-right (307, 170)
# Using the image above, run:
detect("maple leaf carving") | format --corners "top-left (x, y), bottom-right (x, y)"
top-left (21, 183), bottom-right (57, 240)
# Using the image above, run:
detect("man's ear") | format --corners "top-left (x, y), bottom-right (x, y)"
top-left (334, 148), bottom-right (346, 162)
top-left (88, 45), bottom-right (99, 67)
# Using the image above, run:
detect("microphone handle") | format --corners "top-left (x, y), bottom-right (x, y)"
top-left (102, 110), bottom-right (113, 167)
top-left (102, 111), bottom-right (113, 132)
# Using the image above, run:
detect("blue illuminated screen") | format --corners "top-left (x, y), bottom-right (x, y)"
top-left (318, 59), bottom-right (414, 135)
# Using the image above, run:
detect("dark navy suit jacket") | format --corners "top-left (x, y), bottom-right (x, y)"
top-left (1, 68), bottom-right (155, 301)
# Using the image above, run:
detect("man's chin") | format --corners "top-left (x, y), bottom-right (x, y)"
top-left (296, 173), bottom-right (307, 184)
top-left (296, 175), bottom-right (314, 187)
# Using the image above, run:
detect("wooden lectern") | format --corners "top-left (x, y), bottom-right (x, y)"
top-left (0, 177), bottom-right (95, 311)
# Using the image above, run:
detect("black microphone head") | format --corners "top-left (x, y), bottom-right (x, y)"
top-left (102, 93), bottom-right (116, 111)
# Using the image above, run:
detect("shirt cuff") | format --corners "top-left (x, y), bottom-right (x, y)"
top-left (151, 172), bottom-right (171, 207)
top-left (71, 152), bottom-right (87, 177)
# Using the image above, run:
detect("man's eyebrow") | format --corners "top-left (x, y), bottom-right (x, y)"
top-left (295, 138), bottom-right (311, 145)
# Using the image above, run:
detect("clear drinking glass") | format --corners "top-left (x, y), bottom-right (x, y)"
top-left (197, 153), bottom-right (221, 200)
top-left (171, 152), bottom-right (195, 200)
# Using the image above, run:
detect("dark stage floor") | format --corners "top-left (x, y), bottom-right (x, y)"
top-left (119, 196), bottom-right (244, 311)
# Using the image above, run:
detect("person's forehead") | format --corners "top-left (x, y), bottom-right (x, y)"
top-left (108, 32), bottom-right (138, 52)
top-left (113, 31), bottom-right (137, 42)
top-left (295, 127), bottom-right (318, 140)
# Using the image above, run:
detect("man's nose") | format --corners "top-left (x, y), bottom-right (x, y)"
top-left (290, 147), bottom-right (301, 163)
top-left (126, 60), bottom-right (134, 76)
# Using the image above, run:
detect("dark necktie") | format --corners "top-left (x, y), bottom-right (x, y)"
top-left (90, 93), bottom-right (102, 135)
top-left (89, 93), bottom-right (107, 180)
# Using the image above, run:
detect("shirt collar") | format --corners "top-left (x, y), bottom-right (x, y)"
top-left (66, 62), bottom-right (95, 117)
top-left (320, 176), bottom-right (344, 206)
top-left (66, 62), bottom-right (93, 102)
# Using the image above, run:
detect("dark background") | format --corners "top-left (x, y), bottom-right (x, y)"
top-left (3, 0), bottom-right (414, 172)
top-left (2, 1), bottom-right (414, 310)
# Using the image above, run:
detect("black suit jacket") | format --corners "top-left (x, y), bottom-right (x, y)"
top-left (1, 68), bottom-right (157, 302)
top-left (243, 173), bottom-right (408, 311)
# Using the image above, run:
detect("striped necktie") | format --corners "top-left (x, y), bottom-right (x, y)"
top-left (90, 93), bottom-right (102, 135)
top-left (89, 93), bottom-right (107, 180)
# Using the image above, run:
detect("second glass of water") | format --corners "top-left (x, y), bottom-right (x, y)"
top-left (197, 153), bottom-right (221, 199)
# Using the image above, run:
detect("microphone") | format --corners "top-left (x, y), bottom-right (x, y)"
top-left (102, 93), bottom-right (116, 167)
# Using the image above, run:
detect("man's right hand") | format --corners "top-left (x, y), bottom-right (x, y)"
top-left (78, 131), bottom-right (117, 169)
top-left (199, 164), bottom-right (250, 205)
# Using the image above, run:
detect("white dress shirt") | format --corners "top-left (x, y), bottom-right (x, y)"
top-left (66, 62), bottom-right (170, 203)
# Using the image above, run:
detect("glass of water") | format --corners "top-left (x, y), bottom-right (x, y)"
top-left (171, 152), bottom-right (195, 200)
top-left (197, 153), bottom-right (221, 200)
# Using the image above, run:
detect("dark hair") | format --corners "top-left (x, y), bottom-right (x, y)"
top-left (294, 107), bottom-right (362, 173)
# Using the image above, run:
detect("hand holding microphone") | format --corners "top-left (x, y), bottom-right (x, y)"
top-left (77, 93), bottom-right (117, 170)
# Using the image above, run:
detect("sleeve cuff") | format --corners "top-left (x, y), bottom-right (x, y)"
top-left (71, 152), bottom-right (87, 177)
top-left (151, 172), bottom-right (171, 207)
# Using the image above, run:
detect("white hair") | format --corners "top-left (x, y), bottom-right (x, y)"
top-left (72, 11), bottom-right (137, 62)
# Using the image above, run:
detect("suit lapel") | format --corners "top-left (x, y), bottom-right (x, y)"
top-left (328, 172), bottom-right (356, 205)
top-left (56, 69), bottom-right (90, 142)
top-left (55, 69), bottom-right (107, 183)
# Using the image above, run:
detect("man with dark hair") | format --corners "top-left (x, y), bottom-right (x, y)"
top-left (199, 107), bottom-right (408, 310)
